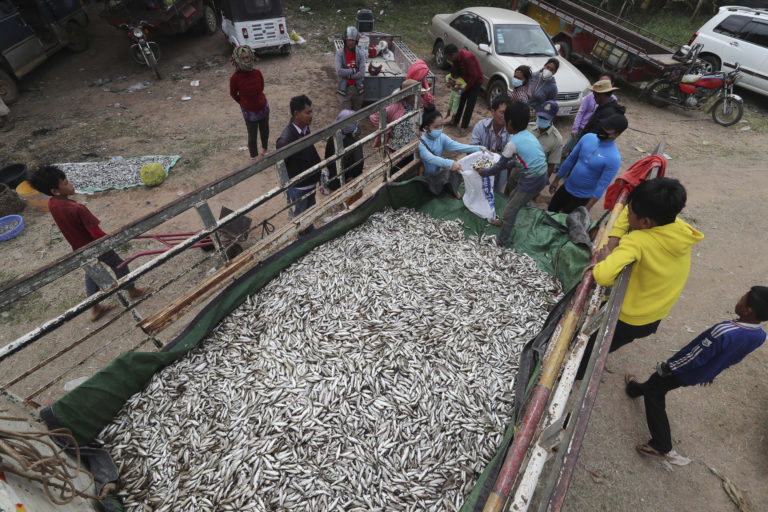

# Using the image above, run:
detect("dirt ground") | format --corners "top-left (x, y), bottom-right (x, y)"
top-left (1, 4), bottom-right (767, 511)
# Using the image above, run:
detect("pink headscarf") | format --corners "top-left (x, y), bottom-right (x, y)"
top-left (406, 60), bottom-right (435, 106)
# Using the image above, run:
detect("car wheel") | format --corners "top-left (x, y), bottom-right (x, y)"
top-left (202, 4), bottom-right (218, 35)
top-left (699, 54), bottom-right (720, 74)
top-left (0, 69), bottom-right (19, 104)
top-left (486, 79), bottom-right (508, 106)
top-left (433, 40), bottom-right (449, 70)
top-left (66, 21), bottom-right (89, 53)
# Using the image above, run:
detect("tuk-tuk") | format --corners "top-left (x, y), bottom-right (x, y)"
top-left (220, 0), bottom-right (291, 54)
top-left (0, 0), bottom-right (89, 103)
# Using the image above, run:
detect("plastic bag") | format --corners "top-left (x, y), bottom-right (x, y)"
top-left (459, 151), bottom-right (500, 221)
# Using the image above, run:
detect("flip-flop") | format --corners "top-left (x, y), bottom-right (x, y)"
top-left (625, 373), bottom-right (637, 386)
top-left (636, 443), bottom-right (670, 460)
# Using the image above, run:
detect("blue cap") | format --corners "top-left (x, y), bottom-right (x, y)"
top-left (537, 100), bottom-right (559, 120)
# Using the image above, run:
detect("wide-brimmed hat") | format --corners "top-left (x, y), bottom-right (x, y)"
top-left (587, 79), bottom-right (619, 94)
top-left (400, 79), bottom-right (428, 95)
top-left (536, 100), bottom-right (559, 120)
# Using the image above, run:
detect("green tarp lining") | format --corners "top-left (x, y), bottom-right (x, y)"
top-left (47, 178), bottom-right (590, 508)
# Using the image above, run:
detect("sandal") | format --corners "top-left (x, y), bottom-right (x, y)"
top-left (636, 443), bottom-right (670, 461)
top-left (489, 218), bottom-right (502, 227)
top-left (624, 373), bottom-right (637, 386)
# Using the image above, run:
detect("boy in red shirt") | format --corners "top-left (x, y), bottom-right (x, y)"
top-left (29, 165), bottom-right (151, 320)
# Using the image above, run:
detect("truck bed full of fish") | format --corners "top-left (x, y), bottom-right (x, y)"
top-left (99, 208), bottom-right (561, 511)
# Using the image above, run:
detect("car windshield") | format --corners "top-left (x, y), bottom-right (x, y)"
top-left (494, 24), bottom-right (556, 56)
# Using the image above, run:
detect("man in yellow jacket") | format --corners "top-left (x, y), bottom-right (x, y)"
top-left (577, 178), bottom-right (704, 379)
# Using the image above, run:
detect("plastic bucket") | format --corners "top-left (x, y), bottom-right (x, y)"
top-left (16, 180), bottom-right (50, 212)
top-left (0, 163), bottom-right (27, 189)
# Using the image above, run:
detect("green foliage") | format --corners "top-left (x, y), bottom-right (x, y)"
top-left (624, 10), bottom-right (703, 46)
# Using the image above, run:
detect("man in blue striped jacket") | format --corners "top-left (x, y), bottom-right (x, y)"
top-left (625, 286), bottom-right (768, 459)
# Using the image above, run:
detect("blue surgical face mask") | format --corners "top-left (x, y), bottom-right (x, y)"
top-left (512, 78), bottom-right (523, 88)
top-left (536, 117), bottom-right (551, 130)
top-left (429, 129), bottom-right (443, 138)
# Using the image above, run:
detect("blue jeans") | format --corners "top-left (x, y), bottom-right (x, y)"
top-left (85, 250), bottom-right (130, 297)
top-left (287, 186), bottom-right (316, 237)
top-left (287, 186), bottom-right (316, 217)
top-left (495, 169), bottom-right (508, 195)
top-left (562, 131), bottom-right (581, 158)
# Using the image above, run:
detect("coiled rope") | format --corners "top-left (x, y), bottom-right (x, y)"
top-left (0, 416), bottom-right (113, 505)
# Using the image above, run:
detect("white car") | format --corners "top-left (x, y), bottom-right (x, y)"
top-left (427, 7), bottom-right (590, 115)
top-left (687, 6), bottom-right (768, 97)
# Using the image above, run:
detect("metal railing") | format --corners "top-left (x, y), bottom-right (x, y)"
top-left (0, 83), bottom-right (423, 406)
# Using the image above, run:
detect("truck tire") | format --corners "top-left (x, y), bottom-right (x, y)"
top-left (486, 78), bottom-right (508, 106)
top-left (202, 4), bottom-right (218, 35)
top-left (699, 54), bottom-right (720, 74)
top-left (433, 40), bottom-right (449, 70)
top-left (66, 21), bottom-right (89, 53)
top-left (0, 69), bottom-right (19, 104)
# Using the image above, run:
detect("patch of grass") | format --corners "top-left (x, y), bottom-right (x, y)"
top-left (743, 108), bottom-right (768, 133)
top-left (622, 10), bottom-right (701, 48)
top-left (285, 0), bottom-right (510, 57)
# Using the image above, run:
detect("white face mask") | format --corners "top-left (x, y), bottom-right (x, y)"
top-left (542, 69), bottom-right (553, 79)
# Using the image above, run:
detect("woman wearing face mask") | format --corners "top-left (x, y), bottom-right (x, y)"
top-left (548, 114), bottom-right (628, 214)
top-left (510, 65), bottom-right (532, 104)
top-left (324, 109), bottom-right (365, 206)
top-left (418, 104), bottom-right (485, 197)
top-left (528, 58), bottom-right (559, 115)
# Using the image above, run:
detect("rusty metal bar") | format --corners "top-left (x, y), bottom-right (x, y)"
top-left (0, 130), bottom-right (420, 361)
top-left (542, 265), bottom-right (632, 512)
top-left (483, 147), bottom-right (666, 512)
top-left (138, 140), bottom-right (419, 335)
top-left (0, 84), bottom-right (422, 309)
top-left (483, 237), bottom-right (603, 512)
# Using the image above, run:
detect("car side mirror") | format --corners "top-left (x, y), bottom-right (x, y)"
top-left (555, 43), bottom-right (561, 52)
top-left (478, 43), bottom-right (491, 54)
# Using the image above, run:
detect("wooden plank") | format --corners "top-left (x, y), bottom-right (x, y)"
top-left (139, 141), bottom-right (419, 335)
top-left (0, 84), bottom-right (422, 309)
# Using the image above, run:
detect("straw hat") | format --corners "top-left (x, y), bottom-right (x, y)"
top-left (400, 79), bottom-right (428, 94)
top-left (587, 79), bottom-right (619, 93)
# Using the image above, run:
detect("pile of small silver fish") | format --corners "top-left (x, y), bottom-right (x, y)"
top-left (471, 157), bottom-right (494, 171)
top-left (54, 155), bottom-right (178, 194)
top-left (99, 209), bottom-right (560, 512)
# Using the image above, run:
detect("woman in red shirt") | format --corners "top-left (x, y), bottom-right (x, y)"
top-left (229, 45), bottom-right (270, 159)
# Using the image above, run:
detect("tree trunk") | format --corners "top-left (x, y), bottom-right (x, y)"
top-left (691, 0), bottom-right (705, 23)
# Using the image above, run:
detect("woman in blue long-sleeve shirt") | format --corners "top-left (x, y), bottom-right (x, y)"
top-left (418, 104), bottom-right (484, 196)
top-left (548, 114), bottom-right (628, 214)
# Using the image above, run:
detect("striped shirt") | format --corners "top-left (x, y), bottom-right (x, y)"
top-left (668, 321), bottom-right (765, 386)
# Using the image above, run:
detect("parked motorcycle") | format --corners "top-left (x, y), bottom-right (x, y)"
top-left (118, 21), bottom-right (161, 80)
top-left (645, 45), bottom-right (743, 126)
